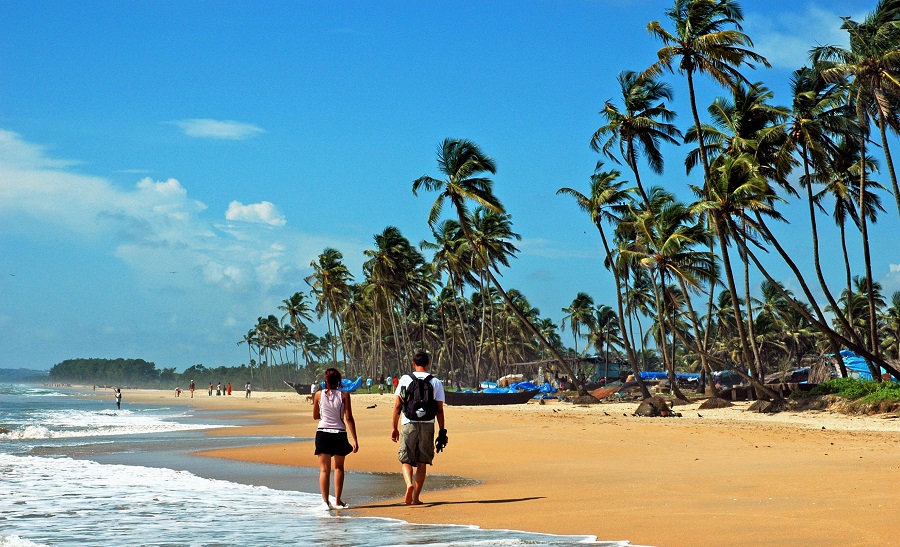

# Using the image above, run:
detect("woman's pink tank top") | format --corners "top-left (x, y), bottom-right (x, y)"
top-left (317, 389), bottom-right (345, 431)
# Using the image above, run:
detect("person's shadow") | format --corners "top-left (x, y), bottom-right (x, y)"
top-left (350, 496), bottom-right (544, 509)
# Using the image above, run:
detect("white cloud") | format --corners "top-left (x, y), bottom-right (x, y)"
top-left (745, 5), bottom-right (858, 70)
top-left (225, 200), bottom-right (287, 226)
top-left (0, 129), bottom-right (357, 298)
top-left (170, 118), bottom-right (265, 140)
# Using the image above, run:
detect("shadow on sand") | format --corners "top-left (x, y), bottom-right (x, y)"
top-left (350, 496), bottom-right (545, 510)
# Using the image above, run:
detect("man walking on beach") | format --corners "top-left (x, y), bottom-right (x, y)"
top-left (391, 351), bottom-right (447, 505)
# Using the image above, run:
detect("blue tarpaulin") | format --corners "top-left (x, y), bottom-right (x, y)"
top-left (838, 350), bottom-right (894, 381)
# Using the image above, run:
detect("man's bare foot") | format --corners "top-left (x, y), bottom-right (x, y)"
top-left (404, 486), bottom-right (414, 505)
top-left (410, 499), bottom-right (423, 506)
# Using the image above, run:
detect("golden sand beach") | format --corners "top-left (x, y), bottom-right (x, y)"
top-left (116, 388), bottom-right (900, 547)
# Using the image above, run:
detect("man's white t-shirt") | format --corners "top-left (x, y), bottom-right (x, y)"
top-left (395, 371), bottom-right (445, 425)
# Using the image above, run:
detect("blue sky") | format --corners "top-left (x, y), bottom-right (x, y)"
top-left (2, 0), bottom-right (897, 371)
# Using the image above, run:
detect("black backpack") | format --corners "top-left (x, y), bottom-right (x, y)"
top-left (401, 374), bottom-right (437, 421)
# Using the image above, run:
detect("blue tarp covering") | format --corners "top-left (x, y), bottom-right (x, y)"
top-left (318, 376), bottom-right (363, 392)
top-left (539, 382), bottom-right (557, 394)
top-left (838, 350), bottom-right (895, 381)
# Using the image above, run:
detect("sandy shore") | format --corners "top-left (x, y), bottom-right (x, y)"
top-left (111, 387), bottom-right (900, 547)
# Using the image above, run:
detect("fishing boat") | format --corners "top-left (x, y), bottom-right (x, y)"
top-left (443, 388), bottom-right (540, 406)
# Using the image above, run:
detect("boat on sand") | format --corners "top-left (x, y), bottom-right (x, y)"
top-left (444, 388), bottom-right (540, 406)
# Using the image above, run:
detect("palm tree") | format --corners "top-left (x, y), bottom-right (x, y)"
top-left (562, 293), bottom-right (596, 356)
top-left (278, 291), bottom-right (313, 369)
top-left (305, 248), bottom-right (353, 367)
top-left (413, 138), bottom-right (585, 394)
top-left (814, 1), bottom-right (900, 220)
top-left (645, 0), bottom-right (770, 180)
top-left (557, 164), bottom-right (652, 398)
top-left (622, 189), bottom-right (714, 400)
top-left (882, 291), bottom-right (900, 359)
top-left (591, 70), bottom-right (682, 203)
top-left (693, 154), bottom-right (780, 398)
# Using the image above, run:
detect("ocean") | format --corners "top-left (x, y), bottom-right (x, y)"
top-left (0, 384), bottom-right (638, 546)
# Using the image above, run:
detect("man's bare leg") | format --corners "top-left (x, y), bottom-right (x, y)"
top-left (401, 463), bottom-right (415, 504)
top-left (411, 463), bottom-right (427, 505)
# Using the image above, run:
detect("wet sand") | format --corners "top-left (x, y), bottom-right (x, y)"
top-left (113, 388), bottom-right (900, 547)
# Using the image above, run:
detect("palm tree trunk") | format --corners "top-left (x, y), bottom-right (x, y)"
top-left (858, 134), bottom-right (882, 378)
top-left (686, 70), bottom-right (711, 179)
top-left (674, 275), bottom-right (720, 397)
top-left (714, 214), bottom-right (778, 401)
top-left (652, 272), bottom-right (686, 400)
top-left (840, 220), bottom-right (854, 349)
top-left (755, 213), bottom-right (867, 353)
top-left (878, 118), bottom-right (900, 223)
top-left (742, 233), bottom-right (765, 383)
top-left (598, 225), bottom-right (651, 398)
top-left (738, 233), bottom-right (900, 380)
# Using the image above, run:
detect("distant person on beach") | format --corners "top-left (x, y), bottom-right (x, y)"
top-left (366, 377), bottom-right (373, 392)
top-left (175, 387), bottom-right (182, 397)
top-left (391, 351), bottom-right (446, 505)
top-left (114, 388), bottom-right (122, 410)
top-left (189, 380), bottom-right (195, 398)
top-left (313, 367), bottom-right (358, 509)
top-left (216, 383), bottom-right (221, 396)
top-left (227, 382), bottom-right (232, 395)
top-left (245, 382), bottom-right (251, 398)
top-left (208, 383), bottom-right (213, 396)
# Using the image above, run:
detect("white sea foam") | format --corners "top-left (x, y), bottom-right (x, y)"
top-left (0, 454), bottom-right (628, 546)
top-left (0, 407), bottom-right (227, 440)
top-left (0, 536), bottom-right (47, 547)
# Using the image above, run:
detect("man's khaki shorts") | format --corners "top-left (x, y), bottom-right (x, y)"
top-left (398, 421), bottom-right (435, 466)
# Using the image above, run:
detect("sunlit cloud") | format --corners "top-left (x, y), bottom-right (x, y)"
top-left (744, 5), bottom-right (857, 70)
top-left (225, 200), bottom-right (287, 226)
top-left (0, 129), bottom-right (358, 298)
top-left (170, 118), bottom-right (265, 140)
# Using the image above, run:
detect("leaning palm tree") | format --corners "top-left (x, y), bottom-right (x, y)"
top-left (591, 70), bottom-right (682, 204)
top-left (645, 0), bottom-right (770, 180)
top-left (413, 138), bottom-right (585, 394)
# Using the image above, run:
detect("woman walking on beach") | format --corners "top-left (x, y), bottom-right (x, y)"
top-left (313, 368), bottom-right (358, 509)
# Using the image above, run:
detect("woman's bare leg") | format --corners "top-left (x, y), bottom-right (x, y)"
top-left (333, 455), bottom-right (347, 505)
top-left (318, 454), bottom-right (332, 506)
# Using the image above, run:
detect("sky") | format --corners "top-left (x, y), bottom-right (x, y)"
top-left (1, 0), bottom-right (897, 371)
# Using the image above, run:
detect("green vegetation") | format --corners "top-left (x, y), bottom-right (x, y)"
top-left (803, 377), bottom-right (900, 404)
top-left (48, 358), bottom-right (265, 390)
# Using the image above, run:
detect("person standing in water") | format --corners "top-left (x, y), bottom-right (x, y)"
top-left (312, 368), bottom-right (358, 509)
top-left (114, 388), bottom-right (122, 410)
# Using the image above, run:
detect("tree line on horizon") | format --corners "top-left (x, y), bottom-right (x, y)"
top-left (47, 358), bottom-right (256, 390)
top-left (240, 0), bottom-right (900, 400)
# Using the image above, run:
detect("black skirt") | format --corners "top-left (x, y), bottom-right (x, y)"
top-left (314, 430), bottom-right (353, 456)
